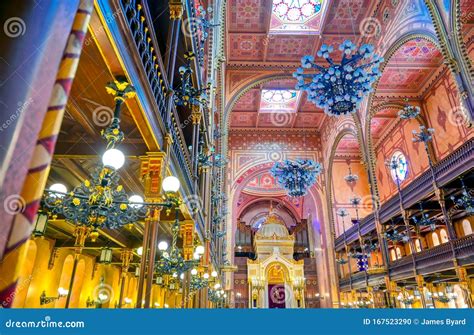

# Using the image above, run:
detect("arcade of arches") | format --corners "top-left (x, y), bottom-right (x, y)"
top-left (0, 0), bottom-right (473, 309)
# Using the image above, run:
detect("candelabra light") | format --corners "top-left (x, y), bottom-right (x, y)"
top-left (172, 51), bottom-right (211, 108)
top-left (39, 287), bottom-right (68, 305)
top-left (344, 166), bottom-right (359, 184)
top-left (398, 102), bottom-right (420, 120)
top-left (411, 203), bottom-right (437, 231)
top-left (294, 40), bottom-right (383, 116)
top-left (450, 178), bottom-right (474, 214)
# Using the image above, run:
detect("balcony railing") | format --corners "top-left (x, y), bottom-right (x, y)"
top-left (335, 138), bottom-right (474, 251)
top-left (119, 0), bottom-right (195, 195)
top-left (389, 234), bottom-right (474, 280)
top-left (339, 267), bottom-right (386, 291)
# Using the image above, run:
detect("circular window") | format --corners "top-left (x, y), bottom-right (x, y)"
top-left (390, 151), bottom-right (408, 182)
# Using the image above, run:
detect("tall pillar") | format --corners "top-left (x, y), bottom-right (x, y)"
top-left (191, 106), bottom-right (202, 179)
top-left (0, 0), bottom-right (93, 308)
top-left (416, 275), bottom-right (427, 308)
top-left (118, 249), bottom-right (133, 308)
top-left (136, 152), bottom-right (166, 308)
top-left (455, 266), bottom-right (473, 308)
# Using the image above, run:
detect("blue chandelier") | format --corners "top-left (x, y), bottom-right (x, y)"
top-left (270, 159), bottom-right (322, 197)
top-left (294, 40), bottom-right (383, 116)
top-left (398, 102), bottom-right (420, 120)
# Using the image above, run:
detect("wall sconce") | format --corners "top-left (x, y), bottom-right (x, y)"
top-left (39, 287), bottom-right (68, 305)
top-left (99, 247), bottom-right (113, 264)
top-left (33, 210), bottom-right (48, 237)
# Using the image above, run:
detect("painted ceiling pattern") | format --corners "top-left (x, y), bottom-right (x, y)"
top-left (227, 0), bottom-right (446, 130)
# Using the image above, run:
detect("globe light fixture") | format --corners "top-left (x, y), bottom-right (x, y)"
top-left (294, 40), bottom-right (383, 116)
top-left (195, 245), bottom-right (205, 255)
top-left (128, 195), bottom-right (144, 208)
top-left (102, 148), bottom-right (125, 170)
top-left (49, 183), bottom-right (68, 194)
top-left (203, 273), bottom-right (209, 279)
top-left (211, 271), bottom-right (218, 278)
top-left (162, 176), bottom-right (181, 194)
top-left (158, 241), bottom-right (169, 251)
top-left (191, 268), bottom-right (198, 275)
top-left (136, 246), bottom-right (143, 256)
top-left (214, 283), bottom-right (221, 289)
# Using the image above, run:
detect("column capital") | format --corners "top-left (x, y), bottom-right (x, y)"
top-left (140, 152), bottom-right (167, 201)
top-left (169, 1), bottom-right (184, 20)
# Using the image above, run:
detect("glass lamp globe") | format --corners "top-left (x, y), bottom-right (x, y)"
top-left (214, 283), bottom-right (221, 289)
top-left (50, 183), bottom-right (68, 194)
top-left (136, 246), bottom-right (143, 256)
top-left (102, 148), bottom-right (125, 170)
top-left (211, 271), bottom-right (218, 278)
top-left (195, 245), bottom-right (205, 255)
top-left (191, 268), bottom-right (198, 276)
top-left (180, 273), bottom-right (184, 280)
top-left (203, 273), bottom-right (209, 279)
top-left (162, 176), bottom-right (180, 193)
top-left (193, 252), bottom-right (200, 260)
top-left (158, 241), bottom-right (168, 251)
top-left (129, 195), bottom-right (144, 208)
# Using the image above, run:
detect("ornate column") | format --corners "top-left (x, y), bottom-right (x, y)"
top-left (455, 266), bottom-right (473, 308)
top-left (136, 152), bottom-right (166, 308)
top-left (191, 106), bottom-right (202, 178)
top-left (0, 0), bottom-right (93, 308)
top-left (181, 220), bottom-right (195, 308)
top-left (424, 0), bottom-right (473, 122)
top-left (118, 249), bottom-right (133, 308)
top-left (416, 275), bottom-right (427, 308)
top-left (65, 226), bottom-right (90, 308)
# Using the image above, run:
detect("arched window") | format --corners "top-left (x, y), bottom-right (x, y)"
top-left (440, 229), bottom-right (449, 243)
top-left (390, 249), bottom-right (397, 261)
top-left (395, 247), bottom-right (402, 259)
top-left (414, 239), bottom-right (422, 252)
top-left (390, 151), bottom-right (408, 183)
top-left (462, 220), bottom-right (473, 236)
top-left (432, 232), bottom-right (440, 247)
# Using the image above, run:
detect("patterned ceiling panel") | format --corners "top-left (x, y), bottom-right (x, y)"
top-left (262, 78), bottom-right (297, 89)
top-left (323, 0), bottom-right (368, 34)
top-left (231, 112), bottom-right (258, 127)
top-left (377, 68), bottom-right (436, 93)
top-left (336, 136), bottom-right (360, 154)
top-left (389, 39), bottom-right (443, 66)
top-left (257, 112), bottom-right (296, 127)
top-left (229, 34), bottom-right (266, 61)
top-left (293, 113), bottom-right (325, 128)
top-left (370, 118), bottom-right (392, 139)
top-left (266, 35), bottom-right (316, 61)
top-left (233, 88), bottom-right (260, 111)
top-left (228, 0), bottom-right (269, 32)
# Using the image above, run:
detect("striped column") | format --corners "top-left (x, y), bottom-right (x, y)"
top-left (0, 0), bottom-right (93, 308)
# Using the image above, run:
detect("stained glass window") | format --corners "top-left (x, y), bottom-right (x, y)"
top-left (273, 0), bottom-right (322, 22)
top-left (271, 0), bottom-right (324, 32)
top-left (260, 89), bottom-right (300, 113)
top-left (390, 151), bottom-right (408, 183)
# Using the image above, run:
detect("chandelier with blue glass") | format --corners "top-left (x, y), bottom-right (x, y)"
top-left (293, 40), bottom-right (383, 116)
top-left (270, 159), bottom-right (322, 197)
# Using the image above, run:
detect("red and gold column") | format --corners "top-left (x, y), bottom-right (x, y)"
top-left (0, 0), bottom-right (93, 308)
